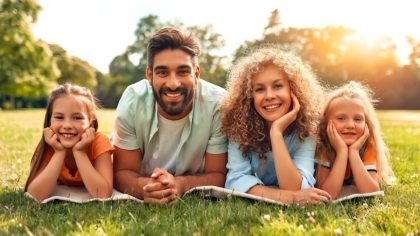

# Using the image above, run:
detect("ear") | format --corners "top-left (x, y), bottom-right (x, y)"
top-left (194, 66), bottom-right (201, 80)
top-left (146, 66), bottom-right (153, 84)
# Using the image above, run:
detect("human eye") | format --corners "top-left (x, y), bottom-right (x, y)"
top-left (254, 87), bottom-right (264, 93)
top-left (53, 115), bottom-right (63, 120)
top-left (274, 83), bottom-right (284, 89)
top-left (354, 115), bottom-right (364, 122)
top-left (336, 116), bottom-right (345, 121)
top-left (178, 68), bottom-right (191, 76)
top-left (155, 69), bottom-right (168, 77)
top-left (73, 114), bottom-right (86, 120)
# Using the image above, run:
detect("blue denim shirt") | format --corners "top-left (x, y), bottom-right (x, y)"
top-left (225, 132), bottom-right (316, 193)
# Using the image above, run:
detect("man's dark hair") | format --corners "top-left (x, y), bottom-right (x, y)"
top-left (147, 26), bottom-right (201, 69)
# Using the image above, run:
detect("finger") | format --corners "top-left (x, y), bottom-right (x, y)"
top-left (144, 194), bottom-right (174, 205)
top-left (317, 189), bottom-right (332, 200)
top-left (168, 195), bottom-right (179, 206)
top-left (363, 124), bottom-right (370, 138)
top-left (151, 168), bottom-right (167, 179)
top-left (144, 188), bottom-right (174, 199)
top-left (143, 182), bottom-right (168, 192)
top-left (291, 92), bottom-right (300, 112)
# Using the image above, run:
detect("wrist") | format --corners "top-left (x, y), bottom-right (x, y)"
top-left (174, 176), bottom-right (187, 195)
top-left (270, 129), bottom-right (284, 139)
top-left (72, 149), bottom-right (87, 158)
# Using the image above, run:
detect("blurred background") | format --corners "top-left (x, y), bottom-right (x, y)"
top-left (1, 0), bottom-right (420, 109)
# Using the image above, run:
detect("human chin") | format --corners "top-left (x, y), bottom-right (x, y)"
top-left (57, 133), bottom-right (80, 148)
top-left (154, 87), bottom-right (193, 116)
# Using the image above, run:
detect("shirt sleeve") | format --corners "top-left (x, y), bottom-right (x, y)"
top-left (361, 143), bottom-right (377, 171)
top-left (225, 142), bottom-right (263, 193)
top-left (113, 86), bottom-right (142, 151)
top-left (92, 133), bottom-right (114, 160)
top-left (291, 137), bottom-right (316, 189)
top-left (205, 104), bottom-right (228, 154)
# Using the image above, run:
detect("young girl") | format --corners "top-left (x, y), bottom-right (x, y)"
top-left (222, 46), bottom-right (331, 205)
top-left (315, 81), bottom-right (395, 199)
top-left (25, 83), bottom-right (113, 202)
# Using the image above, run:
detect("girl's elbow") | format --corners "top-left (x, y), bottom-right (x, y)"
top-left (27, 189), bottom-right (48, 203)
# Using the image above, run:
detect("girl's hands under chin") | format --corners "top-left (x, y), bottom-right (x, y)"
top-left (271, 92), bottom-right (300, 135)
top-left (73, 127), bottom-right (95, 152)
top-left (44, 128), bottom-right (64, 152)
top-left (349, 124), bottom-right (370, 152)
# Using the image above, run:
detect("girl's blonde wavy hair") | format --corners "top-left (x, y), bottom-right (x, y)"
top-left (221, 45), bottom-right (324, 159)
top-left (316, 81), bottom-right (396, 185)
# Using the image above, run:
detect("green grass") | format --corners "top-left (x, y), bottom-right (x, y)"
top-left (0, 109), bottom-right (419, 235)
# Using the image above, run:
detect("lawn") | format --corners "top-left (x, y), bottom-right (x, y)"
top-left (0, 109), bottom-right (419, 235)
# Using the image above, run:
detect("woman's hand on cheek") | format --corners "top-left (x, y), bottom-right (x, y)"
top-left (271, 92), bottom-right (300, 135)
top-left (73, 127), bottom-right (95, 152)
top-left (44, 127), bottom-right (64, 152)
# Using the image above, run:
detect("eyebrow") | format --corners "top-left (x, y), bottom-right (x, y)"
top-left (154, 64), bottom-right (192, 71)
top-left (253, 78), bottom-right (285, 86)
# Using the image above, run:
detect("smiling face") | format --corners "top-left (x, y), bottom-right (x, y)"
top-left (147, 49), bottom-right (199, 120)
top-left (49, 95), bottom-right (91, 148)
top-left (327, 97), bottom-right (366, 146)
top-left (251, 64), bottom-right (292, 125)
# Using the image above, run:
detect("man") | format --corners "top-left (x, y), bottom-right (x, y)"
top-left (113, 26), bottom-right (227, 204)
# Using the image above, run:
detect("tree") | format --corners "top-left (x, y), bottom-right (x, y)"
top-left (187, 24), bottom-right (227, 87)
top-left (49, 44), bottom-right (97, 89)
top-left (0, 0), bottom-right (58, 108)
top-left (102, 15), bottom-right (229, 107)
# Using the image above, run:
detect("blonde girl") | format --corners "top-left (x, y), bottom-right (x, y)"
top-left (222, 46), bottom-right (331, 205)
top-left (25, 83), bottom-right (113, 202)
top-left (315, 81), bottom-right (395, 199)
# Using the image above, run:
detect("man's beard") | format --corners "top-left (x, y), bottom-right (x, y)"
top-left (152, 85), bottom-right (194, 116)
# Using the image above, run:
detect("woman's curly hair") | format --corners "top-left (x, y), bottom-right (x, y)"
top-left (221, 45), bottom-right (324, 159)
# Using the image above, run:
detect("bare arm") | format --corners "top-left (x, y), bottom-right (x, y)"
top-left (175, 152), bottom-right (227, 194)
top-left (270, 93), bottom-right (303, 190)
top-left (26, 128), bottom-right (65, 202)
top-left (348, 125), bottom-right (379, 193)
top-left (74, 151), bottom-right (113, 198)
top-left (316, 158), bottom-right (347, 199)
top-left (113, 146), bottom-right (152, 199)
top-left (248, 185), bottom-right (331, 205)
top-left (26, 151), bottom-right (65, 202)
top-left (316, 122), bottom-right (349, 199)
top-left (72, 128), bottom-right (113, 198)
top-left (348, 149), bottom-right (380, 192)
top-left (271, 133), bottom-right (303, 190)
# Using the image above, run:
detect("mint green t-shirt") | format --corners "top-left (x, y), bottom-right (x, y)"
top-left (113, 79), bottom-right (228, 176)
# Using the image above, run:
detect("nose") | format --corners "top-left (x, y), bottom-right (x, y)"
top-left (62, 118), bottom-right (72, 129)
top-left (166, 72), bottom-right (181, 90)
top-left (345, 120), bottom-right (355, 129)
top-left (265, 88), bottom-right (275, 100)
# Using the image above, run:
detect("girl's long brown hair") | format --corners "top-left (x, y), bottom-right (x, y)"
top-left (24, 83), bottom-right (99, 191)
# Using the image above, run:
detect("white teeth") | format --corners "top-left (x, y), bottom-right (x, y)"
top-left (61, 134), bottom-right (76, 138)
top-left (166, 93), bottom-right (181, 97)
top-left (265, 104), bottom-right (280, 110)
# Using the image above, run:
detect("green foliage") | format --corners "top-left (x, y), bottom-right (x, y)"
top-left (0, 0), bottom-right (58, 107)
top-left (49, 44), bottom-right (97, 88)
top-left (0, 110), bottom-right (419, 235)
top-left (100, 15), bottom-right (230, 108)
